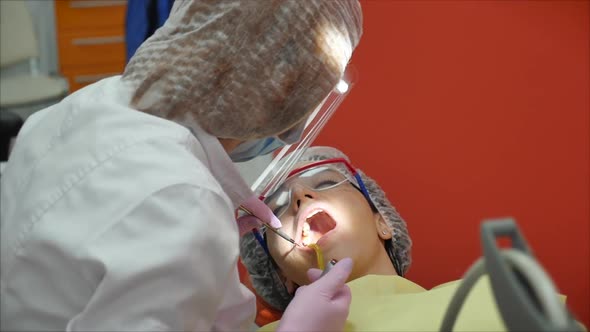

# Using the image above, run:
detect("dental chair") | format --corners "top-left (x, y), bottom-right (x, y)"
top-left (0, 110), bottom-right (22, 162)
top-left (0, 0), bottom-right (68, 121)
top-left (441, 218), bottom-right (583, 332)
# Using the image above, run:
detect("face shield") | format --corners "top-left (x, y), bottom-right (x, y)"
top-left (251, 66), bottom-right (357, 199)
top-left (238, 66), bottom-right (357, 246)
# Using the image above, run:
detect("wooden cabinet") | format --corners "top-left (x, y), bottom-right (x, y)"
top-left (54, 0), bottom-right (127, 92)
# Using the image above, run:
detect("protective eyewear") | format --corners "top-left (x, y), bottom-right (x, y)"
top-left (262, 158), bottom-right (372, 219)
top-left (251, 157), bottom-right (373, 255)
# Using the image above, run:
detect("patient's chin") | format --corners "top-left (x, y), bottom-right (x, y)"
top-left (285, 279), bottom-right (296, 293)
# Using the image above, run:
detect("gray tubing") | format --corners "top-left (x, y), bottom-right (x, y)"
top-left (440, 250), bottom-right (577, 332)
top-left (439, 257), bottom-right (486, 332)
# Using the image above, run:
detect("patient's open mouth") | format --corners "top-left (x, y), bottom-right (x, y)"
top-left (301, 210), bottom-right (337, 246)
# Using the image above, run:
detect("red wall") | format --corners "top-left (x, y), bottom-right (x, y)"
top-left (315, 0), bottom-right (589, 326)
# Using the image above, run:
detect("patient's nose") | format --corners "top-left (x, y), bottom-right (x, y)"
top-left (291, 184), bottom-right (315, 210)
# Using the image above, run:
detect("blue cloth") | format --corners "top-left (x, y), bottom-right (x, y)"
top-left (125, 0), bottom-right (174, 63)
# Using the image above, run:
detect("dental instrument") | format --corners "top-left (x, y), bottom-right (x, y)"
top-left (440, 218), bottom-right (582, 332)
top-left (238, 205), bottom-right (301, 247)
top-left (320, 259), bottom-right (338, 277)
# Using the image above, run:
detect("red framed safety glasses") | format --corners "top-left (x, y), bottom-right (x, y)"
top-left (261, 158), bottom-right (373, 219)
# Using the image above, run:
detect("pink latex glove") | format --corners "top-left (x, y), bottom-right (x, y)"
top-left (236, 195), bottom-right (282, 237)
top-left (236, 214), bottom-right (263, 237)
top-left (277, 258), bottom-right (353, 332)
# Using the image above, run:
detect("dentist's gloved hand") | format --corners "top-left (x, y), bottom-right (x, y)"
top-left (236, 215), bottom-right (262, 237)
top-left (277, 258), bottom-right (353, 332)
top-left (237, 195), bottom-right (282, 237)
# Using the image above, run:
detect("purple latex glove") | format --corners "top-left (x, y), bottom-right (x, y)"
top-left (277, 258), bottom-right (353, 332)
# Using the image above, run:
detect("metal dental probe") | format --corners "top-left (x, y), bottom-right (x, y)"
top-left (238, 206), bottom-right (301, 247)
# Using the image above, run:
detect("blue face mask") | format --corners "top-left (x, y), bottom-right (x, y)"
top-left (229, 137), bottom-right (287, 163)
top-left (229, 121), bottom-right (306, 163)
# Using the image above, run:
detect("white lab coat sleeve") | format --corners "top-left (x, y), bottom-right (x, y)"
top-left (66, 183), bottom-right (252, 331)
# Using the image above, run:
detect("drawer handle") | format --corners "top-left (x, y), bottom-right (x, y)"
top-left (74, 73), bottom-right (119, 84)
top-left (69, 0), bottom-right (127, 8)
top-left (72, 36), bottom-right (125, 46)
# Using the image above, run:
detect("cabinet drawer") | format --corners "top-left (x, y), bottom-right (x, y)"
top-left (62, 63), bottom-right (125, 92)
top-left (55, 0), bottom-right (127, 31)
top-left (58, 28), bottom-right (125, 68)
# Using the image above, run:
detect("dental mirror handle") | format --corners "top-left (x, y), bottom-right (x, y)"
top-left (264, 223), bottom-right (301, 247)
top-left (238, 205), bottom-right (300, 246)
top-left (320, 259), bottom-right (338, 278)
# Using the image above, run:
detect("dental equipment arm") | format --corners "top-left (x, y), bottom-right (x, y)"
top-left (440, 218), bottom-right (582, 332)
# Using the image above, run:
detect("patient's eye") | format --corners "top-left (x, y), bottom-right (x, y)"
top-left (315, 180), bottom-right (340, 189)
top-left (311, 170), bottom-right (346, 190)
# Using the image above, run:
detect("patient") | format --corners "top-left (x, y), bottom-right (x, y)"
top-left (240, 147), bottom-right (580, 332)
top-left (239, 146), bottom-right (412, 313)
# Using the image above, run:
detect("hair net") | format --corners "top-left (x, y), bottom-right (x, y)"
top-left (122, 0), bottom-right (362, 141)
top-left (239, 146), bottom-right (412, 311)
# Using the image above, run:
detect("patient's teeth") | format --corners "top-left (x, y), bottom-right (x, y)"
top-left (302, 210), bottom-right (325, 247)
top-left (302, 222), bottom-right (310, 236)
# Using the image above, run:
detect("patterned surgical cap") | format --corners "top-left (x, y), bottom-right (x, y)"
top-left (123, 0), bottom-right (363, 140)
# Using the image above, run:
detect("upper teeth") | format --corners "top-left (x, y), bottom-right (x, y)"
top-left (306, 209), bottom-right (323, 220)
top-left (302, 222), bottom-right (310, 236)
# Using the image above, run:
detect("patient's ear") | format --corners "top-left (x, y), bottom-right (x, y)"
top-left (375, 212), bottom-right (393, 240)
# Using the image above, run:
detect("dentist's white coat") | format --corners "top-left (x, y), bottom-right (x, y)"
top-left (0, 77), bottom-right (256, 331)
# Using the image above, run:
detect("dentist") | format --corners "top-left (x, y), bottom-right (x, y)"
top-left (0, 1), bottom-right (362, 331)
